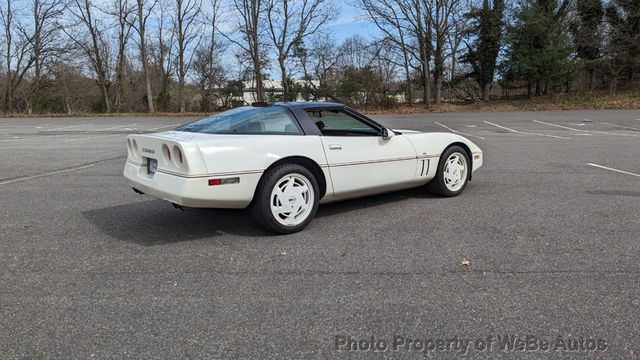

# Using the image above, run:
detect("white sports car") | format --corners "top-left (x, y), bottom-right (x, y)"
top-left (124, 102), bottom-right (483, 233)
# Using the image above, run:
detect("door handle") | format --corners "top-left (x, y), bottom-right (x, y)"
top-left (329, 144), bottom-right (342, 150)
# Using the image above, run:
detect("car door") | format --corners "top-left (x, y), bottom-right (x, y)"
top-left (306, 108), bottom-right (417, 198)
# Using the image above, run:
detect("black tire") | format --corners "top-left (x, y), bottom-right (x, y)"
top-left (251, 163), bottom-right (320, 234)
top-left (427, 145), bottom-right (470, 197)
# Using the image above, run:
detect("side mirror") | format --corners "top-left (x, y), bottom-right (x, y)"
top-left (381, 128), bottom-right (394, 140)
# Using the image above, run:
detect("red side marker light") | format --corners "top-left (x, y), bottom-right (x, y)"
top-left (208, 177), bottom-right (240, 186)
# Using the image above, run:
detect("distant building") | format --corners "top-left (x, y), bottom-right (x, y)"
top-left (241, 79), bottom-right (322, 104)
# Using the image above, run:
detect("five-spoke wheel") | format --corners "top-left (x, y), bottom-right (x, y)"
top-left (251, 163), bottom-right (319, 234)
top-left (270, 174), bottom-right (315, 227)
top-left (427, 145), bottom-right (470, 197)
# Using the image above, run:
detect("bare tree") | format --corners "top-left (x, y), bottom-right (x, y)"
top-left (229, 0), bottom-right (266, 102)
top-left (23, 0), bottom-right (66, 113)
top-left (149, 0), bottom-right (175, 111)
top-left (194, 0), bottom-right (225, 111)
top-left (1, 0), bottom-right (36, 112)
top-left (66, 0), bottom-right (112, 112)
top-left (266, 0), bottom-right (333, 100)
top-left (174, 0), bottom-right (202, 112)
top-left (338, 34), bottom-right (373, 69)
top-left (106, 0), bottom-right (134, 112)
top-left (425, 0), bottom-right (461, 105)
top-left (398, 0), bottom-right (432, 107)
top-left (131, 0), bottom-right (157, 112)
top-left (359, 0), bottom-right (414, 104)
top-left (298, 34), bottom-right (341, 101)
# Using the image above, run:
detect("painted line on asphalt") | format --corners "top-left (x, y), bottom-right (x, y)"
top-left (0, 164), bottom-right (96, 185)
top-left (434, 122), bottom-right (485, 140)
top-left (587, 163), bottom-right (640, 178)
top-left (534, 120), bottom-right (640, 137)
top-left (483, 121), bottom-right (570, 139)
top-left (148, 123), bottom-right (180, 131)
top-left (0, 134), bottom-right (68, 143)
top-left (94, 123), bottom-right (137, 131)
top-left (0, 155), bottom-right (125, 185)
top-left (64, 134), bottom-right (122, 142)
top-left (0, 123), bottom-right (51, 128)
top-left (44, 123), bottom-right (94, 131)
top-left (597, 121), bottom-right (640, 131)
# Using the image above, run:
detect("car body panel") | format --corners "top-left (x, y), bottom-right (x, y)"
top-left (319, 134), bottom-right (419, 200)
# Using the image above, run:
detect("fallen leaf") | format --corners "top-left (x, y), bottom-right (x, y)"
top-left (280, 251), bottom-right (287, 256)
top-left (460, 258), bottom-right (471, 267)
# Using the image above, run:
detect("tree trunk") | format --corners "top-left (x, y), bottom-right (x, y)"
top-left (100, 78), bottom-right (111, 113)
top-left (482, 82), bottom-right (491, 102)
top-left (137, 1), bottom-right (155, 113)
top-left (254, 65), bottom-right (264, 102)
top-left (279, 55), bottom-right (288, 101)
top-left (434, 74), bottom-right (442, 105)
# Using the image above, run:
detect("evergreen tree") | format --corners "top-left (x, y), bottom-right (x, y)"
top-left (462, 0), bottom-right (506, 101)
top-left (571, 0), bottom-right (604, 91)
top-left (604, 0), bottom-right (640, 90)
top-left (501, 0), bottom-right (575, 97)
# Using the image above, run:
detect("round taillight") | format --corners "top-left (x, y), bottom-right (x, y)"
top-left (162, 144), bottom-right (171, 164)
top-left (131, 139), bottom-right (139, 157)
top-left (172, 146), bottom-right (183, 167)
top-left (126, 139), bottom-right (133, 157)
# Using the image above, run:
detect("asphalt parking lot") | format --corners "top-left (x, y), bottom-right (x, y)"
top-left (1, 110), bottom-right (639, 359)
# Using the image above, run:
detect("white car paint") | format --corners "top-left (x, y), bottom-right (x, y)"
top-left (124, 128), bottom-right (482, 208)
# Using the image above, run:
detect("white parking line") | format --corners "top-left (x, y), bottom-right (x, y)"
top-left (148, 123), bottom-right (179, 131)
top-left (0, 123), bottom-right (51, 128)
top-left (434, 122), bottom-right (485, 140)
top-left (597, 121), bottom-right (640, 131)
top-left (0, 134), bottom-right (68, 143)
top-left (44, 123), bottom-right (93, 131)
top-left (534, 120), bottom-right (640, 137)
top-left (94, 123), bottom-right (137, 131)
top-left (483, 121), bottom-right (570, 139)
top-left (64, 134), bottom-right (122, 142)
top-left (0, 164), bottom-right (95, 185)
top-left (587, 163), bottom-right (640, 178)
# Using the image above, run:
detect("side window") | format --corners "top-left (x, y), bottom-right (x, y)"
top-left (258, 108), bottom-right (301, 134)
top-left (175, 107), bottom-right (302, 135)
top-left (306, 110), bottom-right (380, 136)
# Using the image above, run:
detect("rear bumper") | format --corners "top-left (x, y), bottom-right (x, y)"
top-left (123, 161), bottom-right (261, 208)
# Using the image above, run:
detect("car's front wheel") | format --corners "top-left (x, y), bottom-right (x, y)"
top-left (427, 145), bottom-right (470, 197)
top-left (251, 163), bottom-right (319, 234)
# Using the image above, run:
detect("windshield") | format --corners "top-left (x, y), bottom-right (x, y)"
top-left (174, 106), bottom-right (302, 135)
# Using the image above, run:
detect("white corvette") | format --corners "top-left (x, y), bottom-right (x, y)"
top-left (124, 102), bottom-right (483, 233)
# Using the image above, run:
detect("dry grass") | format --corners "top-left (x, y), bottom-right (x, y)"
top-left (363, 92), bottom-right (640, 115)
top-left (0, 111), bottom-right (210, 118)
top-left (1, 92), bottom-right (638, 118)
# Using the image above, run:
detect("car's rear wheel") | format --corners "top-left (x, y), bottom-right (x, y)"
top-left (251, 163), bottom-right (319, 234)
top-left (427, 145), bottom-right (470, 197)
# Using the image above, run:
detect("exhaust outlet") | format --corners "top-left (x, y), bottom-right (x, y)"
top-left (172, 203), bottom-right (184, 211)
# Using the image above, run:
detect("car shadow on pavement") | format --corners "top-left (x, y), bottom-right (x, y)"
top-left (315, 187), bottom-right (439, 218)
top-left (83, 188), bottom-right (439, 245)
top-left (82, 200), bottom-right (268, 245)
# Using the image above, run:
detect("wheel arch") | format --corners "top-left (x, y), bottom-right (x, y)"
top-left (260, 156), bottom-right (327, 199)
top-left (447, 142), bottom-right (473, 180)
